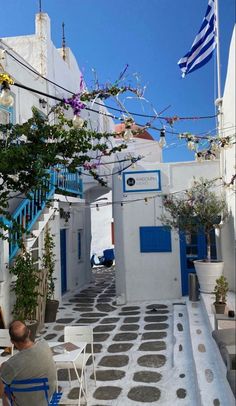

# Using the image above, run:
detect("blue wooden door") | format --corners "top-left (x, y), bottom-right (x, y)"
top-left (180, 230), bottom-right (216, 295)
top-left (60, 229), bottom-right (67, 294)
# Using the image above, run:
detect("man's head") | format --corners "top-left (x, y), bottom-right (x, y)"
top-left (9, 320), bottom-right (31, 348)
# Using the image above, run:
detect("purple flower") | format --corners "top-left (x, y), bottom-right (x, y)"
top-left (63, 95), bottom-right (86, 115)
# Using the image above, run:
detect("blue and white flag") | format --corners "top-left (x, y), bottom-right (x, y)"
top-left (178, 0), bottom-right (216, 77)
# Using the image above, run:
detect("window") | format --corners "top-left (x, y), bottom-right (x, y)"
top-left (78, 230), bottom-right (82, 260)
top-left (140, 226), bottom-right (172, 252)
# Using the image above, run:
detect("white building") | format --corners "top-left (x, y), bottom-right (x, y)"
top-left (219, 26), bottom-right (236, 291)
top-left (0, 13), bottom-right (114, 326)
top-left (111, 27), bottom-right (236, 303)
top-left (0, 14), bottom-right (234, 325)
top-left (112, 129), bottom-right (221, 302)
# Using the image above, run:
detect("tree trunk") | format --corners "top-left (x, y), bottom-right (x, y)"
top-left (206, 232), bottom-right (211, 261)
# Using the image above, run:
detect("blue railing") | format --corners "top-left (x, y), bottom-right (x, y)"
top-left (5, 168), bottom-right (83, 261)
top-left (55, 169), bottom-right (83, 197)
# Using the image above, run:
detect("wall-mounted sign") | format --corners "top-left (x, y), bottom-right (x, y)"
top-left (123, 170), bottom-right (161, 193)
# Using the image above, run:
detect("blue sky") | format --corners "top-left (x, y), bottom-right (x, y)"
top-left (1, 0), bottom-right (235, 162)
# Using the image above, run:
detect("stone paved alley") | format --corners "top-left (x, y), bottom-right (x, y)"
top-left (39, 267), bottom-right (234, 405)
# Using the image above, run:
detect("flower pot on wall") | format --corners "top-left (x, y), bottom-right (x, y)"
top-left (193, 260), bottom-right (224, 294)
top-left (214, 302), bottom-right (226, 314)
top-left (44, 299), bottom-right (59, 323)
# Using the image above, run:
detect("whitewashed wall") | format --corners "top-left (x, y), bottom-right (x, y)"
top-left (113, 158), bottom-right (220, 302)
top-left (220, 26), bottom-right (236, 291)
top-left (0, 13), bottom-right (103, 325)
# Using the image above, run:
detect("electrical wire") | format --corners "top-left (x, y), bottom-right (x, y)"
top-left (12, 81), bottom-right (233, 141)
top-left (5, 48), bottom-right (218, 122)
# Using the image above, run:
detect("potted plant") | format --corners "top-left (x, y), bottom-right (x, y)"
top-left (43, 226), bottom-right (59, 322)
top-left (213, 275), bottom-right (229, 314)
top-left (161, 177), bottom-right (228, 293)
top-left (9, 246), bottom-right (41, 340)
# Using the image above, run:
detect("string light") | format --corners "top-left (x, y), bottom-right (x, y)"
top-left (1, 52), bottom-right (235, 160)
top-left (73, 115), bottom-right (84, 128)
top-left (89, 176), bottom-right (229, 210)
top-left (5, 48), bottom-right (219, 123)
top-left (2, 49), bottom-right (222, 131)
top-left (210, 140), bottom-right (220, 153)
top-left (11, 175), bottom-right (229, 210)
top-left (187, 140), bottom-right (196, 151)
top-left (131, 157), bottom-right (137, 169)
top-left (159, 128), bottom-right (166, 148)
top-left (5, 75), bottom-right (234, 154)
top-left (0, 81), bottom-right (14, 107)
top-left (122, 117), bottom-right (134, 141)
top-left (123, 128), bottom-right (133, 141)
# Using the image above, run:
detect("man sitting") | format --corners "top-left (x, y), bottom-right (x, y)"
top-left (0, 320), bottom-right (57, 405)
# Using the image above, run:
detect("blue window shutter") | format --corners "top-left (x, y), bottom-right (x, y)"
top-left (140, 226), bottom-right (172, 252)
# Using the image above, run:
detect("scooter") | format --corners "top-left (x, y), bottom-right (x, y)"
top-left (91, 248), bottom-right (114, 268)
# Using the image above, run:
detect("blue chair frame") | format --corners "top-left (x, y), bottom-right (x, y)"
top-left (4, 377), bottom-right (62, 405)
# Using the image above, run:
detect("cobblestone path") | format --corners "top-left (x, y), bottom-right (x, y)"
top-left (39, 267), bottom-right (198, 405)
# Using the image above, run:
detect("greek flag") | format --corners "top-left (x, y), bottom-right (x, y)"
top-left (178, 0), bottom-right (216, 77)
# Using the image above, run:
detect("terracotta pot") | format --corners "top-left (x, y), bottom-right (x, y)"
top-left (214, 302), bottom-right (226, 314)
top-left (193, 260), bottom-right (224, 294)
top-left (44, 299), bottom-right (59, 323)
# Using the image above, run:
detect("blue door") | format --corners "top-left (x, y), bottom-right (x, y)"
top-left (60, 229), bottom-right (67, 294)
top-left (180, 230), bottom-right (216, 295)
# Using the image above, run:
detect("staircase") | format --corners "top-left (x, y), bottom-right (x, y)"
top-left (24, 202), bottom-right (59, 252)
top-left (4, 168), bottom-right (83, 262)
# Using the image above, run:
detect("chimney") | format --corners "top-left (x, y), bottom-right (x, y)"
top-left (35, 13), bottom-right (51, 40)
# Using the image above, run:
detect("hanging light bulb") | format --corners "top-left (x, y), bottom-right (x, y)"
top-left (118, 172), bottom-right (122, 181)
top-left (159, 128), bottom-right (166, 148)
top-left (195, 152), bottom-right (203, 162)
top-left (123, 128), bottom-right (133, 141)
top-left (210, 141), bottom-right (220, 153)
top-left (0, 81), bottom-right (14, 107)
top-left (73, 115), bottom-right (84, 128)
top-left (209, 152), bottom-right (216, 160)
top-left (144, 197), bottom-right (148, 205)
top-left (131, 158), bottom-right (137, 169)
top-left (187, 140), bottom-right (196, 150)
top-left (96, 204), bottom-right (99, 211)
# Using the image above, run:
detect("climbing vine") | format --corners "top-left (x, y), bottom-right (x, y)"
top-left (0, 83), bottom-right (131, 240)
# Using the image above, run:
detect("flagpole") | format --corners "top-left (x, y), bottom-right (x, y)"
top-left (215, 0), bottom-right (222, 100)
top-left (214, 0), bottom-right (225, 190)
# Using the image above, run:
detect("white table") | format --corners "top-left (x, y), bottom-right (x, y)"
top-left (214, 312), bottom-right (236, 329)
top-left (0, 351), bottom-right (12, 366)
top-left (0, 349), bottom-right (16, 366)
top-left (48, 341), bottom-right (87, 406)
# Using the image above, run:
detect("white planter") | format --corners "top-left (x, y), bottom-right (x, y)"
top-left (194, 260), bottom-right (224, 294)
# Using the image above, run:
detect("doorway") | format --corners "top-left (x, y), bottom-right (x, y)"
top-left (60, 229), bottom-right (67, 294)
top-left (180, 230), bottom-right (216, 295)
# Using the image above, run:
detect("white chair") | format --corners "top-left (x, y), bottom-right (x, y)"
top-left (0, 329), bottom-right (14, 357)
top-left (64, 325), bottom-right (96, 389)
